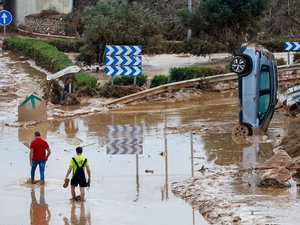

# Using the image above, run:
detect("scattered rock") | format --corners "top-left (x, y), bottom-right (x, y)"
top-left (257, 167), bottom-right (292, 188)
top-left (233, 215), bottom-right (242, 223)
top-left (197, 165), bottom-right (206, 173)
top-left (159, 152), bottom-right (167, 156)
top-left (145, 169), bottom-right (154, 174)
top-left (257, 149), bottom-right (294, 170)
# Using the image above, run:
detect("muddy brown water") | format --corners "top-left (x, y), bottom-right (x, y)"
top-left (0, 47), bottom-right (298, 224)
top-left (0, 89), bottom-right (295, 225)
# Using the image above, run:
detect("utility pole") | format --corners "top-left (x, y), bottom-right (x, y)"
top-left (187, 0), bottom-right (192, 40)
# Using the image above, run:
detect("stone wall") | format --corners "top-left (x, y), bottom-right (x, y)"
top-left (5, 0), bottom-right (73, 25)
top-left (25, 16), bottom-right (65, 35)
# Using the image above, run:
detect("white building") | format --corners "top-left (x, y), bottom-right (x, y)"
top-left (4, 0), bottom-right (74, 25)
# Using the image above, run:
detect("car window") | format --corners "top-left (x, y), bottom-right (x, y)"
top-left (260, 66), bottom-right (270, 91)
top-left (259, 93), bottom-right (271, 120)
top-left (258, 66), bottom-right (271, 122)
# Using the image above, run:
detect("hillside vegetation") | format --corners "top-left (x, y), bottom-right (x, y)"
top-left (70, 0), bottom-right (300, 40)
top-left (61, 0), bottom-right (300, 64)
top-left (263, 0), bottom-right (300, 38)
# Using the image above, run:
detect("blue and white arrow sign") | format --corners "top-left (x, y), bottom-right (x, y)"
top-left (105, 66), bottom-right (142, 76)
top-left (106, 45), bottom-right (142, 56)
top-left (105, 55), bottom-right (142, 66)
top-left (0, 10), bottom-right (12, 26)
top-left (284, 42), bottom-right (300, 51)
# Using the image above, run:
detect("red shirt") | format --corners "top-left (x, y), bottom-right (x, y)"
top-left (30, 138), bottom-right (49, 161)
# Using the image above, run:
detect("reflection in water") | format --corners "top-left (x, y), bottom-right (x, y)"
top-left (202, 133), bottom-right (274, 166)
top-left (161, 119), bottom-right (169, 201)
top-left (64, 119), bottom-right (79, 138)
top-left (234, 137), bottom-right (277, 194)
top-left (30, 186), bottom-right (51, 225)
top-left (19, 122), bottom-right (48, 148)
top-left (134, 155), bottom-right (140, 202)
top-left (63, 202), bottom-right (91, 225)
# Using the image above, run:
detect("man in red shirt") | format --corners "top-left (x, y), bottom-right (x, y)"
top-left (30, 131), bottom-right (51, 185)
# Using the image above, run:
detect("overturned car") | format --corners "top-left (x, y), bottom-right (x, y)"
top-left (230, 44), bottom-right (278, 143)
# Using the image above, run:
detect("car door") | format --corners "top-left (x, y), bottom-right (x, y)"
top-left (258, 65), bottom-right (271, 125)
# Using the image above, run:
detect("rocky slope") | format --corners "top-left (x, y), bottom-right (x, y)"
top-left (263, 0), bottom-right (300, 37)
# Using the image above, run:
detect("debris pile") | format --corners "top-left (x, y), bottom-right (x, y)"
top-left (256, 149), bottom-right (298, 188)
top-left (280, 118), bottom-right (300, 158)
top-left (44, 80), bottom-right (80, 105)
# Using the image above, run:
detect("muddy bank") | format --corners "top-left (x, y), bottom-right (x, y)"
top-left (280, 118), bottom-right (300, 158)
top-left (171, 114), bottom-right (300, 225)
top-left (171, 164), bottom-right (299, 225)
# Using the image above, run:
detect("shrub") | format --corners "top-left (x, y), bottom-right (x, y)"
top-left (256, 38), bottom-right (300, 52)
top-left (183, 39), bottom-right (224, 56)
top-left (99, 84), bottom-right (141, 98)
top-left (294, 53), bottom-right (300, 62)
top-left (75, 71), bottom-right (97, 88)
top-left (3, 37), bottom-right (97, 94)
top-left (112, 75), bottom-right (147, 87)
top-left (45, 38), bottom-right (85, 52)
top-left (169, 66), bottom-right (225, 82)
top-left (151, 74), bottom-right (169, 88)
top-left (79, 0), bottom-right (163, 64)
top-left (256, 39), bottom-right (285, 52)
top-left (164, 41), bottom-right (185, 54)
top-left (3, 36), bottom-right (71, 72)
top-left (276, 58), bottom-right (286, 65)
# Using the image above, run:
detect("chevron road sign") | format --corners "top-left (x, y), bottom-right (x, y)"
top-left (105, 45), bottom-right (143, 78)
top-left (105, 66), bottom-right (142, 76)
top-left (105, 45), bottom-right (142, 56)
top-left (284, 42), bottom-right (300, 51)
top-left (106, 124), bottom-right (143, 155)
top-left (105, 55), bottom-right (142, 66)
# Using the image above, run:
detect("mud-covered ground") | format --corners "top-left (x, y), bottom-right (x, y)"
top-left (2, 40), bottom-right (300, 225)
top-left (171, 106), bottom-right (300, 224)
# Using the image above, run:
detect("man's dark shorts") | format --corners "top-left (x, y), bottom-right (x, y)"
top-left (71, 178), bottom-right (87, 187)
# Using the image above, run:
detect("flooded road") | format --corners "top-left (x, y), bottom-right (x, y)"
top-left (1, 92), bottom-right (240, 225)
top-left (0, 88), bottom-right (294, 225)
top-left (0, 85), bottom-right (241, 224)
top-left (0, 44), bottom-right (298, 224)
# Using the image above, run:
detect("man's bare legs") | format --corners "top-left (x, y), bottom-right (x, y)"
top-left (71, 185), bottom-right (85, 201)
top-left (71, 186), bottom-right (76, 200)
top-left (80, 187), bottom-right (85, 201)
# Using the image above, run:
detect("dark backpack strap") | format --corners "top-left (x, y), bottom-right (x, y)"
top-left (72, 157), bottom-right (87, 169)
top-left (72, 157), bottom-right (80, 168)
top-left (81, 159), bottom-right (87, 168)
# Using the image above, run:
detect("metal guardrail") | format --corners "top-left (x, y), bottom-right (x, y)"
top-left (106, 63), bottom-right (300, 106)
top-left (278, 63), bottom-right (300, 72)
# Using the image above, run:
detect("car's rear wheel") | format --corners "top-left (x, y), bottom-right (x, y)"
top-left (231, 124), bottom-right (250, 145)
top-left (230, 56), bottom-right (247, 74)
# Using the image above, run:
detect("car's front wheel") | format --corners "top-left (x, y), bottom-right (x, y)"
top-left (230, 56), bottom-right (247, 74)
top-left (231, 124), bottom-right (251, 145)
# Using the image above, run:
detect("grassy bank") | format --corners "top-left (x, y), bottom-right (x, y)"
top-left (3, 36), bottom-right (97, 89)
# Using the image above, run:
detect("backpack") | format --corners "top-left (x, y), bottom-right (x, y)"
top-left (72, 157), bottom-right (87, 186)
